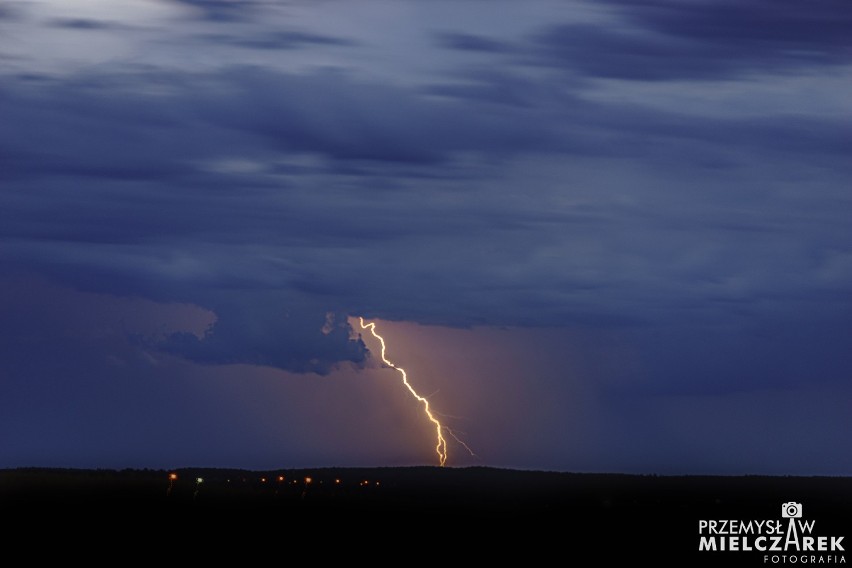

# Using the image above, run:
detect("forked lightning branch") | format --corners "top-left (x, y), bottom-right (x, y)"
top-left (357, 317), bottom-right (475, 467)
top-left (699, 502), bottom-right (846, 564)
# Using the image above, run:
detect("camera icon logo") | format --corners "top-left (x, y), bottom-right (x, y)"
top-left (782, 502), bottom-right (803, 518)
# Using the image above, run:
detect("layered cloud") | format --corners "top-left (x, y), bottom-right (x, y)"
top-left (0, 0), bottom-right (849, 390)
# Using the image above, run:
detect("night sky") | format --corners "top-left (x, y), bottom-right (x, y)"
top-left (1, 0), bottom-right (850, 474)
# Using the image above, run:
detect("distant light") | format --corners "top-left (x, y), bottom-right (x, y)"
top-left (376, 481), bottom-right (380, 486)
top-left (277, 476), bottom-right (285, 482)
top-left (335, 479), bottom-right (340, 484)
top-left (168, 473), bottom-right (178, 481)
top-left (196, 477), bottom-right (204, 484)
top-left (304, 477), bottom-right (312, 484)
top-left (261, 477), bottom-right (267, 483)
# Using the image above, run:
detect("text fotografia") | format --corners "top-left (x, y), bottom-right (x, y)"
top-left (698, 503), bottom-right (846, 564)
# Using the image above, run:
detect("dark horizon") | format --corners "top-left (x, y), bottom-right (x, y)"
top-left (5, 464), bottom-right (852, 479)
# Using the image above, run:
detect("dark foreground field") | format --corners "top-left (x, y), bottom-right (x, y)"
top-left (2, 467), bottom-right (850, 565)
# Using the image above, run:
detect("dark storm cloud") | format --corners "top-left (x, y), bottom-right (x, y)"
top-left (47, 18), bottom-right (130, 30)
top-left (162, 0), bottom-right (265, 21)
top-left (0, 73), bottom-right (212, 181)
top-left (611, 0), bottom-right (852, 49)
top-left (1, 5), bottom-right (850, 389)
top-left (0, 5), bottom-right (21, 20)
top-left (423, 69), bottom-right (535, 108)
top-left (435, 32), bottom-right (515, 54)
top-left (157, 305), bottom-right (363, 374)
top-left (0, 69), bottom-right (462, 371)
top-left (531, 0), bottom-right (852, 80)
top-left (203, 30), bottom-right (358, 50)
top-left (585, 102), bottom-right (852, 161)
top-left (190, 66), bottom-right (559, 163)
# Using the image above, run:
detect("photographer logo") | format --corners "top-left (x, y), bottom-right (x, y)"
top-left (698, 502), bottom-right (846, 564)
top-left (783, 502), bottom-right (803, 519)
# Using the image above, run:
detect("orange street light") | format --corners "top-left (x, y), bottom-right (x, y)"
top-left (167, 472), bottom-right (178, 496)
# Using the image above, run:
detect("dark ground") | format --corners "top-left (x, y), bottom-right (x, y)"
top-left (2, 467), bottom-right (849, 565)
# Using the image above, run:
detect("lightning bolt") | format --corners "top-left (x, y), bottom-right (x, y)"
top-left (445, 427), bottom-right (478, 459)
top-left (359, 317), bottom-right (452, 466)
